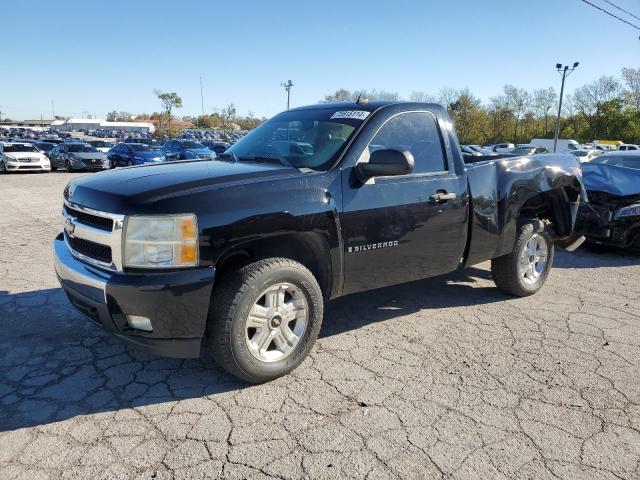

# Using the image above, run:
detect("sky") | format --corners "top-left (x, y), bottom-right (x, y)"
top-left (1, 0), bottom-right (639, 121)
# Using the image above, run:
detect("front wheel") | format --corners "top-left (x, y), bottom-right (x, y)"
top-left (206, 258), bottom-right (323, 383)
top-left (491, 221), bottom-right (554, 297)
top-left (65, 159), bottom-right (73, 172)
top-left (0, 160), bottom-right (6, 173)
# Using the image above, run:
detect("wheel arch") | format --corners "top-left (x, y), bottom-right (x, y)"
top-left (214, 232), bottom-right (334, 300)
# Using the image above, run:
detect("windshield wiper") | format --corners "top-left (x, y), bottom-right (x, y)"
top-left (217, 152), bottom-right (238, 162)
top-left (238, 155), bottom-right (292, 168)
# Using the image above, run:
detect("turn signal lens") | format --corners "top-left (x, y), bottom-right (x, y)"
top-left (181, 244), bottom-right (197, 263)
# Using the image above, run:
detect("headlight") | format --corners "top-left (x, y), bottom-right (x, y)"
top-left (123, 214), bottom-right (198, 268)
top-left (614, 204), bottom-right (640, 219)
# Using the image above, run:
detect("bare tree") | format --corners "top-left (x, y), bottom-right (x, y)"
top-left (621, 67), bottom-right (640, 111)
top-left (504, 85), bottom-right (531, 143)
top-left (409, 91), bottom-right (438, 103)
top-left (573, 76), bottom-right (620, 115)
top-left (438, 87), bottom-right (459, 110)
top-left (320, 89), bottom-right (352, 103)
top-left (221, 103), bottom-right (237, 128)
top-left (532, 87), bottom-right (557, 136)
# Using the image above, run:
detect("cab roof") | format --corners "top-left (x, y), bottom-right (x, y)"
top-left (288, 101), bottom-right (444, 114)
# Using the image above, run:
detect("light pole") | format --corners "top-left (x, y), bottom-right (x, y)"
top-left (553, 62), bottom-right (579, 152)
top-left (281, 80), bottom-right (294, 110)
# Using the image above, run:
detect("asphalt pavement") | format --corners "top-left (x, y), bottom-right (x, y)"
top-left (1, 171), bottom-right (640, 479)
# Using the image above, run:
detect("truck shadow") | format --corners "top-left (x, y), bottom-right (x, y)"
top-left (0, 266), bottom-right (502, 432)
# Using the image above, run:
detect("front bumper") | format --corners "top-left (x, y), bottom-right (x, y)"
top-left (575, 205), bottom-right (640, 248)
top-left (53, 233), bottom-right (215, 358)
top-left (74, 158), bottom-right (109, 170)
top-left (6, 160), bottom-right (50, 171)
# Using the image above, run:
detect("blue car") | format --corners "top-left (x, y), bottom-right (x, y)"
top-left (107, 143), bottom-right (166, 167)
top-left (161, 139), bottom-right (215, 161)
top-left (201, 140), bottom-right (230, 156)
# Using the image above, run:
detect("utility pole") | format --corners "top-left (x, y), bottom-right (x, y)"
top-left (199, 76), bottom-right (205, 119)
top-left (553, 62), bottom-right (579, 152)
top-left (281, 80), bottom-right (294, 110)
top-left (51, 99), bottom-right (55, 118)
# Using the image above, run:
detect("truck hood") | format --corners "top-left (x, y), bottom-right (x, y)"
top-left (64, 159), bottom-right (297, 212)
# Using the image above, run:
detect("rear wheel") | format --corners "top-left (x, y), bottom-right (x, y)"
top-left (206, 258), bottom-right (323, 383)
top-left (491, 221), bottom-right (554, 297)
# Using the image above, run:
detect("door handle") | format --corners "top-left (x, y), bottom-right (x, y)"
top-left (429, 192), bottom-right (457, 202)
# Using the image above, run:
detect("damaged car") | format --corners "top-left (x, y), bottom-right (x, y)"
top-left (576, 151), bottom-right (640, 249)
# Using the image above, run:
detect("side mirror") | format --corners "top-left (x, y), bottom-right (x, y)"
top-left (355, 149), bottom-right (414, 182)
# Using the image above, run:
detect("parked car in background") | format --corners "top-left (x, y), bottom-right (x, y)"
top-left (201, 140), bottom-right (230, 156)
top-left (468, 145), bottom-right (496, 156)
top-left (123, 138), bottom-right (163, 149)
top-left (570, 149), bottom-right (601, 163)
top-left (460, 145), bottom-right (483, 156)
top-left (492, 143), bottom-right (515, 153)
top-left (48, 142), bottom-right (109, 171)
top-left (530, 138), bottom-right (581, 153)
top-left (617, 144), bottom-right (639, 151)
top-left (0, 142), bottom-right (51, 173)
top-left (107, 143), bottom-right (167, 167)
top-left (161, 140), bottom-right (215, 160)
top-left (35, 142), bottom-right (57, 158)
top-left (576, 151), bottom-right (640, 249)
top-left (510, 146), bottom-right (549, 156)
top-left (88, 140), bottom-right (115, 153)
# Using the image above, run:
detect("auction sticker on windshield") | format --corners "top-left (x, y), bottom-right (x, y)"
top-left (330, 110), bottom-right (370, 120)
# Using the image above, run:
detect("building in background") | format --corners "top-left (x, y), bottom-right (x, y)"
top-left (49, 119), bottom-right (155, 134)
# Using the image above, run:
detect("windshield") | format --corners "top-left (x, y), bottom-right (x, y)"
top-left (89, 141), bottom-right (112, 148)
top-left (68, 144), bottom-right (98, 153)
top-left (4, 144), bottom-right (38, 153)
top-left (512, 147), bottom-right (533, 155)
top-left (590, 155), bottom-right (640, 169)
top-left (129, 144), bottom-right (151, 152)
top-left (225, 108), bottom-right (364, 170)
top-left (36, 143), bottom-right (55, 152)
top-left (181, 141), bottom-right (205, 149)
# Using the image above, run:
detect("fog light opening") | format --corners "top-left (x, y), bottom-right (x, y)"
top-left (126, 315), bottom-right (153, 332)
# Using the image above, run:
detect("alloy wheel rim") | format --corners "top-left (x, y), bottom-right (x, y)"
top-left (519, 233), bottom-right (548, 285)
top-left (245, 282), bottom-right (309, 363)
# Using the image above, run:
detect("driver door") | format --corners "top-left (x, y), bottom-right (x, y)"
top-left (340, 111), bottom-right (468, 295)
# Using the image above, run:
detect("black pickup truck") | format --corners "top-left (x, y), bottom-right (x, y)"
top-left (54, 101), bottom-right (585, 382)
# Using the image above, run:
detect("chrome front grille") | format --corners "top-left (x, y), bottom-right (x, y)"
top-left (62, 199), bottom-right (125, 271)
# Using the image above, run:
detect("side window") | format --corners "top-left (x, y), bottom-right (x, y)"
top-left (368, 112), bottom-right (446, 174)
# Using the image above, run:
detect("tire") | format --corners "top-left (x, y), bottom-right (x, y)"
top-left (127, 160), bottom-right (133, 167)
top-left (65, 159), bottom-right (73, 172)
top-left (0, 160), bottom-right (6, 174)
top-left (491, 221), bottom-right (554, 297)
top-left (207, 258), bottom-right (323, 383)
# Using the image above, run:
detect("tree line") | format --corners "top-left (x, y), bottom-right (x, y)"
top-left (320, 67), bottom-right (640, 145)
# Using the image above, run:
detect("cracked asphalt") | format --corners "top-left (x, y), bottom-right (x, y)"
top-left (2, 172), bottom-right (640, 479)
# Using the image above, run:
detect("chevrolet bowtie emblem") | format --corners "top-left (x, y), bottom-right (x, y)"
top-left (65, 217), bottom-right (76, 237)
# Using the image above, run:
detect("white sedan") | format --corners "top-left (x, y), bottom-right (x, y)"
top-left (0, 142), bottom-right (51, 172)
top-left (570, 149), bottom-right (601, 163)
